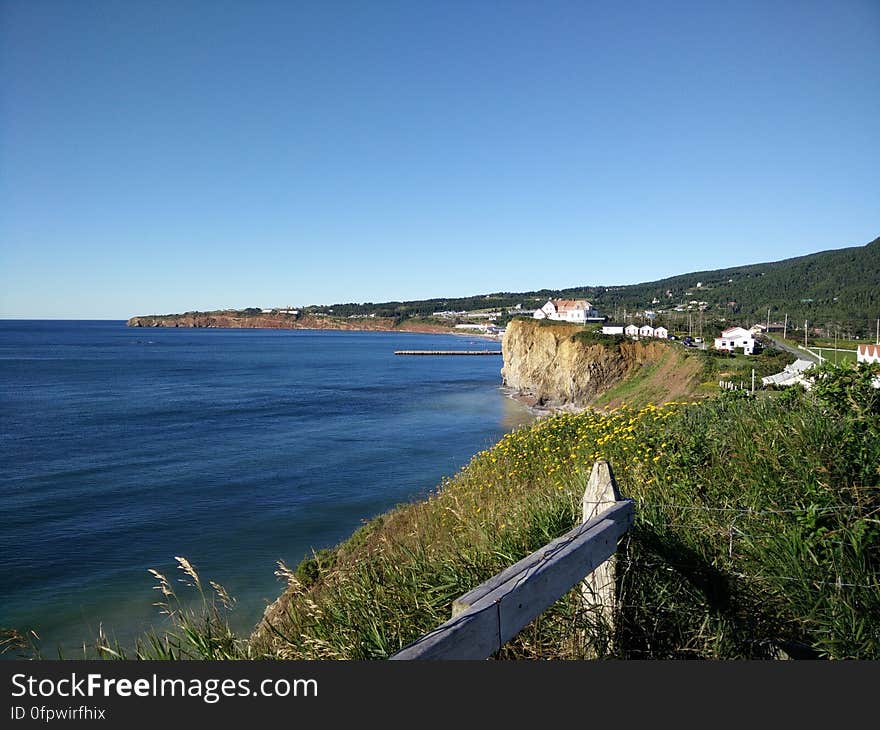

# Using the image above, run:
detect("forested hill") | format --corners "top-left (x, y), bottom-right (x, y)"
top-left (590, 235), bottom-right (880, 333)
top-left (141, 236), bottom-right (879, 338)
top-left (310, 235), bottom-right (879, 337)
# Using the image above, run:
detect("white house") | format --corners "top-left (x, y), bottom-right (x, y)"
top-left (533, 299), bottom-right (599, 323)
top-left (639, 325), bottom-right (655, 338)
top-left (602, 324), bottom-right (625, 335)
top-left (455, 323), bottom-right (491, 331)
top-left (625, 324), bottom-right (640, 339)
top-left (533, 301), bottom-right (555, 319)
top-left (857, 344), bottom-right (880, 365)
top-left (714, 326), bottom-right (759, 355)
top-left (762, 359), bottom-right (815, 389)
top-left (654, 326), bottom-right (669, 339)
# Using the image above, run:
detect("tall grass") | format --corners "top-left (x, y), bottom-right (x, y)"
top-left (2, 557), bottom-right (253, 660)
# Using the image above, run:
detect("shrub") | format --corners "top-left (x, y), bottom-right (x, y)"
top-left (808, 361), bottom-right (880, 418)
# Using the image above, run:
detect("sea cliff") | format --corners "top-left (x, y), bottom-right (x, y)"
top-left (500, 318), bottom-right (702, 409)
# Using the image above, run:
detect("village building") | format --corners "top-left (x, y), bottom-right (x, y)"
top-left (653, 326), bottom-right (669, 339)
top-left (762, 359), bottom-right (815, 389)
top-left (601, 324), bottom-right (625, 335)
top-left (639, 325), bottom-right (655, 338)
top-left (533, 299), bottom-right (600, 323)
top-left (714, 326), bottom-right (759, 355)
top-left (454, 323), bottom-right (492, 332)
top-left (751, 323), bottom-right (786, 335)
top-left (624, 324), bottom-right (640, 339)
top-left (857, 344), bottom-right (880, 365)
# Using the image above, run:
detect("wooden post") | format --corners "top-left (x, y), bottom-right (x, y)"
top-left (393, 501), bottom-right (633, 659)
top-left (391, 460), bottom-right (634, 660)
top-left (581, 460), bottom-right (623, 650)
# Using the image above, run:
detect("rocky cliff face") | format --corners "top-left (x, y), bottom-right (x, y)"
top-left (501, 319), bottom-right (674, 408)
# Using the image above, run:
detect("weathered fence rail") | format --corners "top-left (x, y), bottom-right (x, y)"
top-left (390, 461), bottom-right (633, 660)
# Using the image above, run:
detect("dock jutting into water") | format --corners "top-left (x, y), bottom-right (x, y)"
top-left (394, 350), bottom-right (502, 356)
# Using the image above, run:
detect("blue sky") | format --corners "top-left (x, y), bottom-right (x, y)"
top-left (2, 0), bottom-right (878, 318)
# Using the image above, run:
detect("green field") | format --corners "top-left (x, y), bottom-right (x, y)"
top-left (811, 347), bottom-right (858, 364)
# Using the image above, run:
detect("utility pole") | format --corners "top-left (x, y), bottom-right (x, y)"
top-left (804, 320), bottom-right (808, 348)
top-left (751, 368), bottom-right (755, 394)
top-left (766, 307), bottom-right (770, 331)
top-left (783, 313), bottom-right (788, 340)
top-left (876, 317), bottom-right (879, 345)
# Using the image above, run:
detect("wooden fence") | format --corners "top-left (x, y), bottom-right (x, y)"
top-left (390, 460), bottom-right (634, 660)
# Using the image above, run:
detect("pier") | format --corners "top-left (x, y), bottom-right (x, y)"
top-left (394, 350), bottom-right (502, 356)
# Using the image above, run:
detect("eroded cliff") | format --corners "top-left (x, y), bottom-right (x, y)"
top-left (501, 319), bottom-right (701, 409)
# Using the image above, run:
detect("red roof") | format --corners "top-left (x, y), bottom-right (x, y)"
top-left (858, 344), bottom-right (880, 360)
top-left (552, 299), bottom-right (591, 312)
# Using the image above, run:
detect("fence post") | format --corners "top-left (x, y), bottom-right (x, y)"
top-left (581, 460), bottom-right (623, 653)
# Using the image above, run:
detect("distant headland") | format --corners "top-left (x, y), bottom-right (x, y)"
top-left (127, 310), bottom-right (455, 334)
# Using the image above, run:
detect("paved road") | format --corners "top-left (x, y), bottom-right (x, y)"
top-left (765, 334), bottom-right (820, 363)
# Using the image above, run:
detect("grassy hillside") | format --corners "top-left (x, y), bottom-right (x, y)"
top-left (244, 365), bottom-right (879, 660)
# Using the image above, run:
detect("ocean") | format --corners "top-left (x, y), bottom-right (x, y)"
top-left (0, 320), bottom-right (533, 656)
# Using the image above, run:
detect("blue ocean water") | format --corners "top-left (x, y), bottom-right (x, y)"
top-left (0, 321), bottom-right (532, 656)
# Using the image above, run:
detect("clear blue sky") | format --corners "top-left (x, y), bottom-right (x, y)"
top-left (2, 0), bottom-right (878, 318)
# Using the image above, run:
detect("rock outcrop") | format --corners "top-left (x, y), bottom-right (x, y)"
top-left (501, 319), bottom-right (681, 408)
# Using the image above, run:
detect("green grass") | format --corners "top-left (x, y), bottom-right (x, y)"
top-left (811, 347), bottom-right (859, 364)
top-left (591, 361), bottom-right (664, 408)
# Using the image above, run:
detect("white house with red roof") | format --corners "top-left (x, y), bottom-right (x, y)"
top-left (857, 344), bottom-right (880, 365)
top-left (533, 299), bottom-right (599, 323)
top-left (714, 326), bottom-right (759, 355)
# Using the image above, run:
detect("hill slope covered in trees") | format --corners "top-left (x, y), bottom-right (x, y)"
top-left (307, 235), bottom-right (879, 338)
